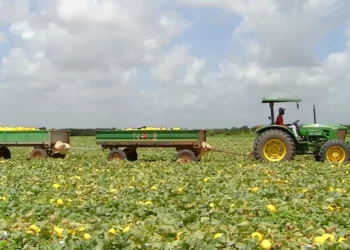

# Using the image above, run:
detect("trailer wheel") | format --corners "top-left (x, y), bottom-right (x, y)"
top-left (30, 148), bottom-right (47, 159)
top-left (108, 149), bottom-right (126, 161)
top-left (0, 147), bottom-right (11, 159)
top-left (123, 147), bottom-right (138, 161)
top-left (319, 139), bottom-right (350, 163)
top-left (176, 149), bottom-right (197, 164)
top-left (51, 153), bottom-right (66, 159)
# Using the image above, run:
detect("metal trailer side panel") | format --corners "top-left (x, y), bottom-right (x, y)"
top-left (96, 129), bottom-right (206, 148)
top-left (96, 130), bottom-right (202, 142)
top-left (49, 130), bottom-right (70, 145)
top-left (0, 130), bottom-right (70, 147)
top-left (97, 141), bottom-right (201, 147)
top-left (198, 130), bottom-right (206, 143)
top-left (0, 131), bottom-right (50, 145)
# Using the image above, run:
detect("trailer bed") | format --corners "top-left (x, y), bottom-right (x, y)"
top-left (0, 130), bottom-right (70, 159)
top-left (96, 129), bottom-right (208, 163)
top-left (96, 129), bottom-right (206, 147)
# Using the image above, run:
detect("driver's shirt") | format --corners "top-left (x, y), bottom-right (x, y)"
top-left (275, 114), bottom-right (284, 125)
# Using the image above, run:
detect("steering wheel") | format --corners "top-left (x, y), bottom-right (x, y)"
top-left (286, 119), bottom-right (300, 126)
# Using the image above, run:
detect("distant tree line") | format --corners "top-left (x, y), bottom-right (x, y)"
top-left (206, 126), bottom-right (258, 136)
top-left (38, 124), bottom-right (350, 137)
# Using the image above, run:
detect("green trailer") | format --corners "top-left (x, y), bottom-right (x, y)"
top-left (95, 129), bottom-right (210, 163)
top-left (0, 130), bottom-right (70, 160)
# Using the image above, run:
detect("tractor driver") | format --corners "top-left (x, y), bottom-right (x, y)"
top-left (275, 107), bottom-right (299, 138)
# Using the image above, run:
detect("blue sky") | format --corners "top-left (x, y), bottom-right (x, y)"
top-left (314, 24), bottom-right (348, 62)
top-left (170, 6), bottom-right (242, 62)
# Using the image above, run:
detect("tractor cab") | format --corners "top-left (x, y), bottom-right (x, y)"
top-left (256, 97), bottom-right (302, 139)
top-left (262, 97), bottom-right (301, 127)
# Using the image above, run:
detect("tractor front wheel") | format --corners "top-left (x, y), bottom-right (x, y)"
top-left (319, 140), bottom-right (350, 163)
top-left (254, 129), bottom-right (296, 162)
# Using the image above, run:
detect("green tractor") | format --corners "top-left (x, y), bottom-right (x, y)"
top-left (253, 97), bottom-right (350, 163)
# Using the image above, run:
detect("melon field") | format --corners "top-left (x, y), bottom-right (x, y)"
top-left (1, 134), bottom-right (350, 249)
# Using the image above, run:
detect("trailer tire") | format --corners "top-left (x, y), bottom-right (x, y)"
top-left (108, 149), bottom-right (126, 161)
top-left (123, 147), bottom-right (138, 161)
top-left (51, 153), bottom-right (66, 159)
top-left (30, 148), bottom-right (47, 160)
top-left (176, 149), bottom-right (197, 164)
top-left (0, 147), bottom-right (11, 159)
top-left (319, 139), bottom-right (350, 163)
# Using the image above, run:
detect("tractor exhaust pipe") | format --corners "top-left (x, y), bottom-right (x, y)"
top-left (313, 105), bottom-right (317, 124)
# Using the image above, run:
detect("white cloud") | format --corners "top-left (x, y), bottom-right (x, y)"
top-left (0, 0), bottom-right (350, 128)
top-left (181, 93), bottom-right (199, 106)
top-left (143, 38), bottom-right (160, 49)
top-left (183, 57), bottom-right (206, 86)
top-left (323, 51), bottom-right (350, 71)
top-left (9, 21), bottom-right (35, 40)
top-left (0, 46), bottom-right (138, 101)
top-left (5, 0), bottom-right (190, 73)
top-left (158, 10), bottom-right (191, 37)
top-left (0, 0), bottom-right (31, 25)
top-left (175, 0), bottom-right (350, 67)
top-left (150, 44), bottom-right (196, 84)
top-left (120, 68), bottom-right (138, 83)
top-left (150, 44), bottom-right (206, 89)
top-left (345, 21), bottom-right (350, 49)
top-left (0, 0), bottom-right (195, 128)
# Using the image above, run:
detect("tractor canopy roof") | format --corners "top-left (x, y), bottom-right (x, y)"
top-left (262, 97), bottom-right (302, 103)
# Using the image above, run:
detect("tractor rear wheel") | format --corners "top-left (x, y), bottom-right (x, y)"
top-left (254, 129), bottom-right (296, 162)
top-left (319, 140), bottom-right (350, 163)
